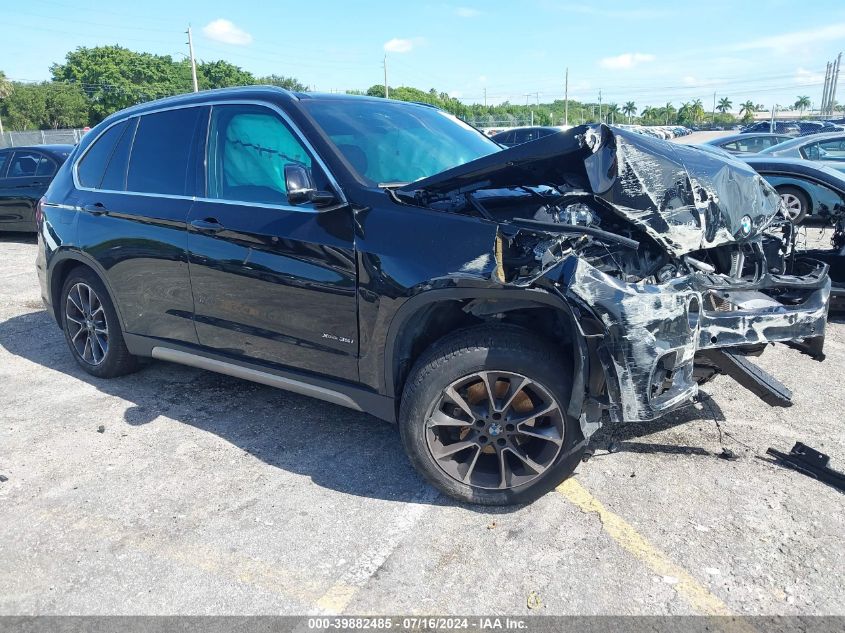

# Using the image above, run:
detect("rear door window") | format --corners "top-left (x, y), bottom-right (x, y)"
top-left (206, 104), bottom-right (313, 206)
top-left (76, 120), bottom-right (128, 188)
top-left (127, 107), bottom-right (202, 195)
top-left (8, 151), bottom-right (44, 178)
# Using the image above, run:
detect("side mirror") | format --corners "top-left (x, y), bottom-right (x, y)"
top-left (285, 163), bottom-right (336, 207)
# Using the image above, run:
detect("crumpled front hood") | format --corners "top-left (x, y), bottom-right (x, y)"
top-left (399, 124), bottom-right (781, 257)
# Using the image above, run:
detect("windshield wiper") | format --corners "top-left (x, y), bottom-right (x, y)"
top-left (378, 181), bottom-right (411, 189)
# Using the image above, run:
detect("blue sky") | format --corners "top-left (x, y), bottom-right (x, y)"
top-left (4, 0), bottom-right (845, 111)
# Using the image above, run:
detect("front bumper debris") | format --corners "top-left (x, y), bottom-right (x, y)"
top-left (550, 256), bottom-right (830, 424)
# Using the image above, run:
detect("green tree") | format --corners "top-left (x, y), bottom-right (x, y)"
top-left (663, 102), bottom-right (676, 124)
top-left (717, 97), bottom-right (732, 113)
top-left (1, 83), bottom-right (48, 130)
top-left (0, 70), bottom-right (12, 134)
top-left (622, 101), bottom-right (636, 123)
top-left (51, 46), bottom-right (188, 120)
top-left (794, 95), bottom-right (810, 116)
top-left (739, 100), bottom-right (756, 124)
top-left (43, 82), bottom-right (90, 128)
top-left (691, 98), bottom-right (705, 123)
top-left (196, 59), bottom-right (255, 89)
top-left (258, 74), bottom-right (308, 91)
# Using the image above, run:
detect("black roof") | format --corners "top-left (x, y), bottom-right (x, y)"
top-left (2, 144), bottom-right (75, 157)
top-left (102, 85), bottom-right (430, 125)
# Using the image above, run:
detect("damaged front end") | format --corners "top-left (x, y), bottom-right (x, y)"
top-left (398, 124), bottom-right (830, 434)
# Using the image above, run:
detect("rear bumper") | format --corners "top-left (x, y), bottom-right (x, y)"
top-left (557, 256), bottom-right (829, 423)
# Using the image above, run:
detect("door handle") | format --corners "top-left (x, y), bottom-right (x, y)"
top-left (82, 203), bottom-right (108, 216)
top-left (190, 218), bottom-right (224, 234)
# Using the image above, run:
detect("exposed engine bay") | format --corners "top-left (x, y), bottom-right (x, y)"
top-left (396, 124), bottom-right (831, 434)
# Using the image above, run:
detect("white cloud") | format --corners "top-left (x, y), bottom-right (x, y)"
top-left (795, 67), bottom-right (825, 86)
top-left (202, 19), bottom-right (252, 45)
top-left (729, 23), bottom-right (845, 54)
top-left (598, 52), bottom-right (655, 70)
top-left (455, 6), bottom-right (480, 17)
top-left (383, 37), bottom-right (424, 53)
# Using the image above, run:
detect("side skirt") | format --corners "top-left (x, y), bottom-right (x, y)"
top-left (123, 333), bottom-right (396, 422)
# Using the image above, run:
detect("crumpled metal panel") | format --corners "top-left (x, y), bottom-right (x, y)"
top-left (582, 126), bottom-right (782, 257)
top-left (400, 124), bottom-right (782, 258)
top-left (553, 255), bottom-right (830, 423)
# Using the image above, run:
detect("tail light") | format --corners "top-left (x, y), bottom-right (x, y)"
top-left (35, 196), bottom-right (45, 228)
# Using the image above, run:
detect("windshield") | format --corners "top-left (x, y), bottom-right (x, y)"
top-left (302, 98), bottom-right (501, 185)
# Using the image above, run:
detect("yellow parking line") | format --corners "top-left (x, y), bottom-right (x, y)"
top-left (556, 478), bottom-right (733, 616)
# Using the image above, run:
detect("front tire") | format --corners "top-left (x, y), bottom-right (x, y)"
top-left (60, 267), bottom-right (139, 378)
top-left (399, 325), bottom-right (584, 505)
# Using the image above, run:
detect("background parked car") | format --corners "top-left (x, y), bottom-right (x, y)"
top-left (0, 144), bottom-right (73, 232)
top-left (755, 132), bottom-right (845, 173)
top-left (705, 132), bottom-right (792, 154)
top-left (743, 156), bottom-right (845, 223)
top-left (489, 126), bottom-right (561, 147)
top-left (741, 121), bottom-right (801, 135)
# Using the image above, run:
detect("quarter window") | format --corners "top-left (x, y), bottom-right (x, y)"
top-left (101, 118), bottom-right (137, 191)
top-left (77, 120), bottom-right (127, 188)
top-left (0, 151), bottom-right (10, 177)
top-left (206, 104), bottom-right (313, 206)
top-left (127, 107), bottom-right (201, 195)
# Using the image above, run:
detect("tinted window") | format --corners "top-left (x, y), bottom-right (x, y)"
top-left (512, 129), bottom-right (529, 144)
top-left (101, 118), bottom-right (137, 191)
top-left (0, 151), bottom-right (10, 178)
top-left (9, 151), bottom-right (61, 177)
top-left (815, 138), bottom-right (845, 161)
top-left (35, 156), bottom-right (57, 177)
top-left (127, 108), bottom-right (201, 195)
top-left (77, 121), bottom-right (127, 188)
top-left (206, 104), bottom-right (313, 205)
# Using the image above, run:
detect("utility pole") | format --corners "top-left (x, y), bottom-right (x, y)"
top-left (770, 104), bottom-right (777, 133)
top-left (598, 90), bottom-right (602, 122)
top-left (186, 25), bottom-right (199, 93)
top-left (821, 62), bottom-right (831, 116)
top-left (383, 54), bottom-right (389, 99)
top-left (564, 67), bottom-right (569, 126)
top-left (483, 87), bottom-right (487, 107)
top-left (712, 91), bottom-right (716, 127)
top-left (830, 52), bottom-right (842, 116)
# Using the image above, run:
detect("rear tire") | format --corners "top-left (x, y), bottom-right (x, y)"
top-left (777, 186), bottom-right (810, 224)
top-left (399, 325), bottom-right (584, 505)
top-left (60, 267), bottom-right (140, 378)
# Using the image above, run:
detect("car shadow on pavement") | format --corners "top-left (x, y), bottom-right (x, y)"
top-left (0, 309), bottom-right (734, 507)
top-left (0, 309), bottom-right (526, 512)
top-left (0, 232), bottom-right (37, 244)
top-left (588, 393), bottom-right (728, 459)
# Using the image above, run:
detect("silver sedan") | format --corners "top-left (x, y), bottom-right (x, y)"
top-left (756, 131), bottom-right (845, 172)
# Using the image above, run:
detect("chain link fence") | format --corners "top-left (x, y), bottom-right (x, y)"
top-left (0, 128), bottom-right (86, 148)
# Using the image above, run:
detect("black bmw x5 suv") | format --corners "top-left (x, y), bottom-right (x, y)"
top-left (37, 87), bottom-right (830, 504)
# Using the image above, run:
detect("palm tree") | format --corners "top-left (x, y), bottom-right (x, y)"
top-left (640, 106), bottom-right (654, 123)
top-left (606, 103), bottom-right (621, 124)
top-left (794, 95), bottom-right (810, 116)
top-left (691, 98), bottom-right (705, 123)
top-left (739, 100), bottom-right (756, 124)
top-left (622, 101), bottom-right (636, 123)
top-left (717, 97), bottom-right (732, 114)
top-left (663, 101), bottom-right (676, 124)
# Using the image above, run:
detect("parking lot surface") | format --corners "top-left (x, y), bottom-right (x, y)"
top-left (1, 233), bottom-right (843, 615)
